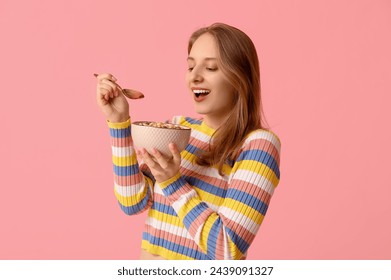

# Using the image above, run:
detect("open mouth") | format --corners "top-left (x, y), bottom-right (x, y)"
top-left (193, 89), bottom-right (210, 98)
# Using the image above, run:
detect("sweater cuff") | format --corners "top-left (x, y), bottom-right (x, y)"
top-left (107, 118), bottom-right (131, 129)
top-left (159, 172), bottom-right (189, 199)
top-left (108, 118), bottom-right (132, 142)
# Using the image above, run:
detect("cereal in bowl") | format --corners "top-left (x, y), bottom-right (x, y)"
top-left (138, 122), bottom-right (187, 130)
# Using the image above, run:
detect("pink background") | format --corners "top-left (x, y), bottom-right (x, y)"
top-left (1, 0), bottom-right (390, 259)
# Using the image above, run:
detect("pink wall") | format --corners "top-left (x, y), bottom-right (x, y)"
top-left (1, 0), bottom-right (390, 259)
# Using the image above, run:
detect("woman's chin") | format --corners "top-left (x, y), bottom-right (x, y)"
top-left (193, 106), bottom-right (209, 115)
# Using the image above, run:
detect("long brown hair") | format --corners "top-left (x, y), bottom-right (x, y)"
top-left (189, 23), bottom-right (268, 175)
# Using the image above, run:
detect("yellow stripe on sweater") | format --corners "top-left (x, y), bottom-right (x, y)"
top-left (232, 160), bottom-right (279, 186)
top-left (180, 119), bottom-right (215, 137)
top-left (147, 209), bottom-right (184, 227)
top-left (227, 235), bottom-right (244, 260)
top-left (223, 198), bottom-right (265, 225)
top-left (192, 186), bottom-right (225, 207)
top-left (112, 155), bottom-right (137, 167)
top-left (177, 197), bottom-right (197, 218)
top-left (198, 214), bottom-right (219, 253)
top-left (181, 150), bottom-right (197, 164)
top-left (181, 151), bottom-right (233, 176)
top-left (141, 240), bottom-right (196, 260)
top-left (107, 118), bottom-right (131, 129)
top-left (114, 187), bottom-right (148, 207)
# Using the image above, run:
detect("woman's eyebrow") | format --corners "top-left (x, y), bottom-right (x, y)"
top-left (187, 57), bottom-right (217, 61)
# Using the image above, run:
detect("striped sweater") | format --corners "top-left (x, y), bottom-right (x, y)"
top-left (109, 116), bottom-right (281, 260)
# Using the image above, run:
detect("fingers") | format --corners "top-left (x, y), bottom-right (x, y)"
top-left (100, 79), bottom-right (120, 99)
top-left (95, 74), bottom-right (120, 101)
top-left (94, 73), bottom-right (145, 100)
top-left (94, 73), bottom-right (117, 82)
top-left (137, 147), bottom-right (171, 169)
top-left (98, 85), bottom-right (116, 101)
top-left (151, 148), bottom-right (170, 169)
top-left (137, 146), bottom-right (182, 183)
top-left (138, 148), bottom-right (162, 170)
top-left (169, 143), bottom-right (181, 165)
top-left (137, 145), bottom-right (180, 169)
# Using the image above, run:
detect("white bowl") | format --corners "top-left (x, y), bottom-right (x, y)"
top-left (131, 121), bottom-right (191, 158)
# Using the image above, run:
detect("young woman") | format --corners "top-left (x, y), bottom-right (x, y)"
top-left (96, 23), bottom-right (281, 260)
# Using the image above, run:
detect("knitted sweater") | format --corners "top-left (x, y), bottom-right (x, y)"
top-left (109, 116), bottom-right (281, 260)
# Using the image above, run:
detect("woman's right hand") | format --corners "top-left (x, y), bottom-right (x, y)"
top-left (95, 73), bottom-right (130, 123)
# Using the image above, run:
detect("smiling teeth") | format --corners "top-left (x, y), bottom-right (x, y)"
top-left (193, 89), bottom-right (210, 94)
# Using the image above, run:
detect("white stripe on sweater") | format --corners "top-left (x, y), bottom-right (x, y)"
top-left (244, 130), bottom-right (281, 153)
top-left (145, 217), bottom-right (192, 239)
top-left (218, 206), bottom-right (260, 235)
top-left (229, 169), bottom-right (275, 196)
top-left (112, 146), bottom-right (135, 157)
top-left (114, 177), bottom-right (147, 197)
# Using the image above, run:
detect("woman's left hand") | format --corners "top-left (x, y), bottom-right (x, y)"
top-left (136, 143), bottom-right (181, 183)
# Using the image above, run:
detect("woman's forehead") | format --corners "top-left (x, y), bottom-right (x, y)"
top-left (189, 33), bottom-right (218, 58)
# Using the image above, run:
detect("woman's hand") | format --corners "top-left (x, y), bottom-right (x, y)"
top-left (95, 73), bottom-right (130, 123)
top-left (137, 143), bottom-right (181, 183)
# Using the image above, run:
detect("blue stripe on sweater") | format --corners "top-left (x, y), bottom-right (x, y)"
top-left (183, 202), bottom-right (209, 229)
top-left (184, 143), bottom-right (200, 154)
top-left (142, 232), bottom-right (211, 260)
top-left (113, 164), bottom-right (139, 176)
top-left (161, 174), bottom-right (227, 199)
top-left (226, 188), bottom-right (269, 216)
top-left (184, 117), bottom-right (202, 125)
top-left (151, 202), bottom-right (178, 217)
top-left (185, 176), bottom-right (227, 198)
top-left (207, 218), bottom-right (221, 258)
top-left (225, 226), bottom-right (249, 255)
top-left (236, 149), bottom-right (280, 179)
top-left (161, 177), bottom-right (187, 196)
top-left (118, 188), bottom-right (150, 215)
top-left (109, 127), bottom-right (131, 138)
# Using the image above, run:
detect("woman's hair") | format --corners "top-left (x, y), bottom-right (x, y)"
top-left (188, 22), bottom-right (268, 175)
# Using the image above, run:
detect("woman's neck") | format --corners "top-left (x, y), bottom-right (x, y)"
top-left (203, 114), bottom-right (229, 130)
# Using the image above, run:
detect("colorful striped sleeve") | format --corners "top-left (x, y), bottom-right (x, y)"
top-left (158, 130), bottom-right (281, 260)
top-left (108, 119), bottom-right (154, 215)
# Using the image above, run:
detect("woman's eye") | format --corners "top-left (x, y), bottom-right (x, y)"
top-left (206, 67), bottom-right (217, 71)
top-left (188, 67), bottom-right (194, 71)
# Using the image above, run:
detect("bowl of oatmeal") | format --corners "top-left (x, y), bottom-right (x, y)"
top-left (131, 121), bottom-right (191, 158)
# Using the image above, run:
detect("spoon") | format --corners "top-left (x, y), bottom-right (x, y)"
top-left (94, 73), bottom-right (144, 99)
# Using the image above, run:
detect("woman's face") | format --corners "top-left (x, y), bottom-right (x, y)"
top-left (186, 33), bottom-right (236, 126)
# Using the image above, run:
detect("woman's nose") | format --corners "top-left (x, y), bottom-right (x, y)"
top-left (190, 67), bottom-right (203, 83)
